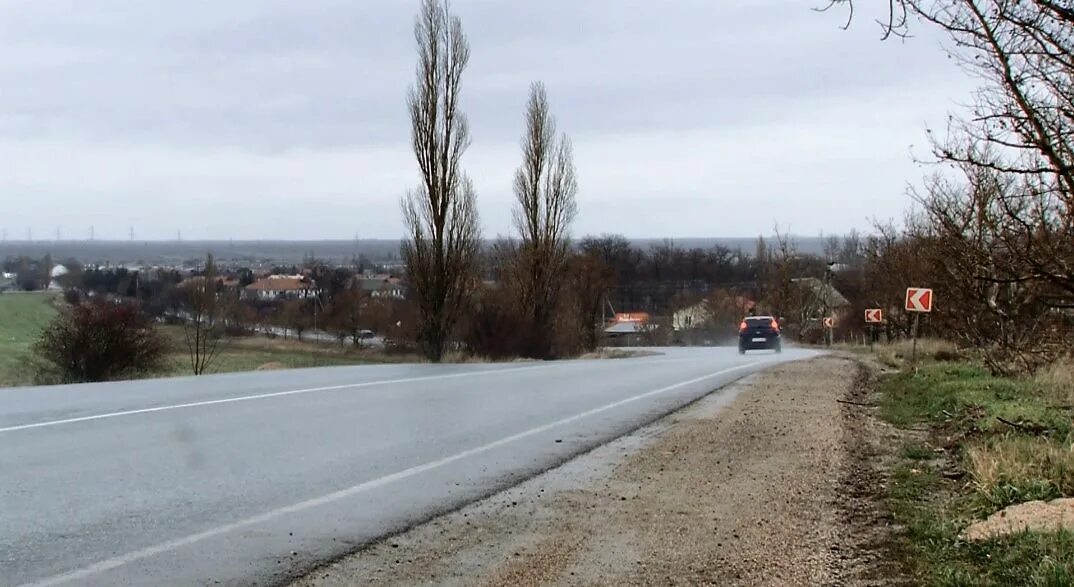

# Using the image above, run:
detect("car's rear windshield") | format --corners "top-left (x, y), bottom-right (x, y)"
top-left (745, 317), bottom-right (774, 325)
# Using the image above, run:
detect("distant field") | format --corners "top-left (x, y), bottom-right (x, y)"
top-left (0, 293), bottom-right (58, 387)
top-left (0, 298), bottom-right (411, 387)
top-left (159, 326), bottom-right (418, 377)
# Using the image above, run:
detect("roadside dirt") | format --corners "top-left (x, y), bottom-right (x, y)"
top-left (293, 355), bottom-right (902, 586)
top-left (964, 498), bottom-right (1074, 541)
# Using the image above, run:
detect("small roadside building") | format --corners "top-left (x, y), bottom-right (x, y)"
top-left (604, 312), bottom-right (656, 346)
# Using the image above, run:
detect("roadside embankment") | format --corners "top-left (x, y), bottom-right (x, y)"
top-left (873, 351), bottom-right (1074, 584)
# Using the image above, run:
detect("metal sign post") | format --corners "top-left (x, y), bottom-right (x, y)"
top-left (912, 313), bottom-right (920, 363)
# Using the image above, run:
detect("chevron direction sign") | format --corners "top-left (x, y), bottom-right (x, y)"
top-left (905, 288), bottom-right (933, 313)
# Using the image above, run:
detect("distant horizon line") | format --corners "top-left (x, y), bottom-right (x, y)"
top-left (0, 234), bottom-right (844, 244)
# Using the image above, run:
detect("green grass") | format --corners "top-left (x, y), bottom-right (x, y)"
top-left (0, 293), bottom-right (58, 386)
top-left (878, 356), bottom-right (1074, 585)
top-left (878, 362), bottom-right (1071, 439)
top-left (0, 302), bottom-right (417, 386)
top-left (900, 441), bottom-right (936, 461)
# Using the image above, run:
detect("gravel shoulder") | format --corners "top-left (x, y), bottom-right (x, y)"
top-left (292, 354), bottom-right (897, 586)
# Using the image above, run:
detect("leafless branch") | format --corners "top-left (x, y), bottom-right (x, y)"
top-left (183, 252), bottom-right (223, 375)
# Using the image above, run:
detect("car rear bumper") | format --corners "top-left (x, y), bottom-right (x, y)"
top-left (739, 336), bottom-right (781, 350)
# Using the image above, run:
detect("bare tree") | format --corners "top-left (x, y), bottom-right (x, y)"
top-left (401, 0), bottom-right (482, 362)
top-left (329, 288), bottom-right (369, 347)
top-left (912, 157), bottom-right (1062, 372)
top-left (184, 253), bottom-right (222, 375)
top-left (511, 82), bottom-right (579, 358)
top-left (563, 250), bottom-right (613, 353)
top-left (912, 1), bottom-right (1074, 306)
top-left (762, 226), bottom-right (798, 320)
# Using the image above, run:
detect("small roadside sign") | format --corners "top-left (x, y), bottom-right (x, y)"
top-left (865, 309), bottom-right (883, 323)
top-left (822, 317), bottom-right (834, 328)
top-left (905, 288), bottom-right (933, 313)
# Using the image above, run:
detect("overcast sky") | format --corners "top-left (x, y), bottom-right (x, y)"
top-left (0, 0), bottom-right (976, 241)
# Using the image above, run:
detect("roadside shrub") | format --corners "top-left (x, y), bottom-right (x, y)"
top-left (34, 298), bottom-right (169, 383)
top-left (461, 291), bottom-right (528, 360)
top-left (62, 288), bottom-right (82, 305)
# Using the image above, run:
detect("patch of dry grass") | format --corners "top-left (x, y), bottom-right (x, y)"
top-left (440, 351), bottom-right (491, 364)
top-left (579, 348), bottom-right (662, 360)
top-left (873, 338), bottom-right (958, 368)
top-left (158, 326), bottom-right (426, 377)
top-left (1035, 358), bottom-right (1074, 405)
top-left (967, 436), bottom-right (1074, 510)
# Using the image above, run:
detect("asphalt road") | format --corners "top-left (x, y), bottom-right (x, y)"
top-left (1, 346), bottom-right (817, 586)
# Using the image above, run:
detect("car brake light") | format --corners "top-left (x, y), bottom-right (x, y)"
top-left (739, 321), bottom-right (747, 333)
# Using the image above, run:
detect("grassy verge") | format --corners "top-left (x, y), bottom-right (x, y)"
top-left (0, 300), bottom-right (420, 386)
top-left (158, 327), bottom-right (424, 377)
top-left (0, 293), bottom-right (59, 386)
top-left (876, 353), bottom-right (1074, 585)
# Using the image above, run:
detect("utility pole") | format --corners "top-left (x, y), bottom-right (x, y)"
top-left (55, 226), bottom-right (61, 242)
top-left (129, 226), bottom-right (135, 241)
top-left (26, 227), bottom-right (32, 242)
top-left (89, 225), bottom-right (95, 241)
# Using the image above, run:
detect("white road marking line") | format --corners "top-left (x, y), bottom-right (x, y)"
top-left (21, 361), bottom-right (759, 587)
top-left (0, 351), bottom-right (769, 434)
top-left (0, 365), bottom-right (555, 434)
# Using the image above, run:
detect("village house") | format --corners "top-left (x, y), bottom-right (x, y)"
top-left (179, 274), bottom-right (242, 291)
top-left (352, 274), bottom-right (407, 300)
top-left (604, 312), bottom-right (657, 346)
top-left (672, 295), bottom-right (756, 331)
top-left (789, 277), bottom-right (851, 320)
top-left (243, 275), bottom-right (319, 300)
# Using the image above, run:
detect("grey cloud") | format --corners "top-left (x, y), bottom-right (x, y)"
top-left (0, 0), bottom-right (976, 239)
top-left (0, 0), bottom-right (952, 148)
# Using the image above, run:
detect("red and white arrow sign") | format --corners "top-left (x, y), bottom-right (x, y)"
top-left (865, 309), bottom-right (883, 323)
top-left (823, 317), bottom-right (834, 328)
top-left (905, 288), bottom-right (933, 313)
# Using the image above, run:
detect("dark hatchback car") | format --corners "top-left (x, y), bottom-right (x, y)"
top-left (738, 316), bottom-right (782, 354)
